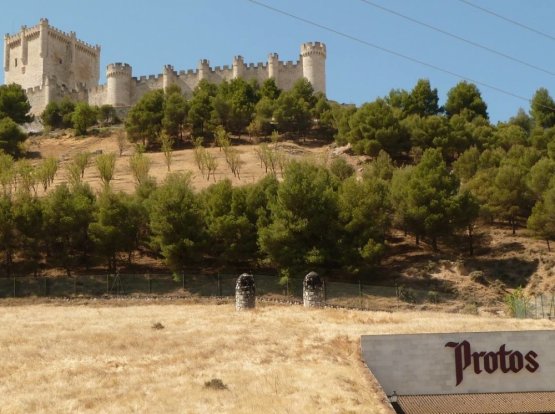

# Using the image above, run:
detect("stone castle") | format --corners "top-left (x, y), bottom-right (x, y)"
top-left (3, 19), bottom-right (326, 115)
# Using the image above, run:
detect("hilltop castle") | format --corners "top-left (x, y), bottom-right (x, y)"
top-left (3, 19), bottom-right (326, 115)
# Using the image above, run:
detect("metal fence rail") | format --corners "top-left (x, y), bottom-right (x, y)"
top-left (0, 273), bottom-right (459, 312)
top-left (3, 274), bottom-right (553, 318)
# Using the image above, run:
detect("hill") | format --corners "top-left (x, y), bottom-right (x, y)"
top-left (0, 301), bottom-right (552, 413)
top-left (20, 129), bottom-right (555, 314)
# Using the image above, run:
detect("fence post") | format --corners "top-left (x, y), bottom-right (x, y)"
top-left (43, 276), bottom-right (48, 296)
top-left (148, 274), bottom-right (152, 294)
top-left (323, 279), bottom-right (327, 303)
top-left (359, 278), bottom-right (363, 309)
top-left (74, 276), bottom-right (77, 296)
top-left (217, 273), bottom-right (222, 296)
top-left (286, 277), bottom-right (289, 297)
top-left (182, 270), bottom-right (185, 291)
top-left (106, 274), bottom-right (109, 294)
top-left (13, 276), bottom-right (16, 298)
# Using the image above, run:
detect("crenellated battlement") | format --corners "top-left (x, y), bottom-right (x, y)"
top-left (301, 41), bottom-right (326, 58)
top-left (42, 19), bottom-right (100, 54)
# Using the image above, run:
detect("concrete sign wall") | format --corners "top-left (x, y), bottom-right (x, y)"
top-left (361, 331), bottom-right (555, 396)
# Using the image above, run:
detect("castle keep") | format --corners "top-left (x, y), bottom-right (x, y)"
top-left (3, 19), bottom-right (326, 115)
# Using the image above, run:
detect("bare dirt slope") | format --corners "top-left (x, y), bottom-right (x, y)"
top-left (0, 301), bottom-right (552, 414)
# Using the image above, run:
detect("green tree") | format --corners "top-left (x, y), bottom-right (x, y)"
top-left (390, 149), bottom-right (460, 250)
top-left (97, 104), bottom-right (118, 126)
top-left (125, 89), bottom-right (165, 148)
top-left (147, 173), bottom-right (204, 273)
top-left (259, 78), bottom-right (281, 100)
top-left (489, 162), bottom-right (532, 234)
top-left (528, 185), bottom-right (555, 251)
top-left (0, 117), bottom-right (27, 156)
top-left (259, 161), bottom-right (340, 271)
top-left (527, 157), bottom-right (555, 200)
top-left (0, 84), bottom-right (32, 124)
top-left (273, 90), bottom-right (312, 136)
top-left (0, 195), bottom-right (16, 276)
top-left (129, 150), bottom-right (151, 185)
top-left (213, 78), bottom-right (258, 133)
top-left (445, 81), bottom-right (488, 120)
top-left (12, 193), bottom-right (44, 275)
top-left (89, 190), bottom-right (142, 270)
top-left (188, 80), bottom-right (217, 136)
top-left (163, 84), bottom-right (189, 140)
top-left (348, 99), bottom-right (410, 158)
top-left (338, 176), bottom-right (391, 268)
top-left (160, 132), bottom-right (174, 172)
top-left (530, 87), bottom-right (555, 128)
top-left (200, 180), bottom-right (258, 263)
top-left (95, 153), bottom-right (117, 188)
top-left (41, 99), bottom-right (75, 129)
top-left (407, 79), bottom-right (441, 116)
top-left (72, 102), bottom-right (98, 135)
top-left (42, 183), bottom-right (96, 276)
top-left (452, 190), bottom-right (480, 255)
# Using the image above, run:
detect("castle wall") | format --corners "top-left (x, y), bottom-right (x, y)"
top-left (25, 85), bottom-right (48, 115)
top-left (277, 61), bottom-right (304, 91)
top-left (130, 75), bottom-right (164, 105)
top-left (88, 85), bottom-right (107, 106)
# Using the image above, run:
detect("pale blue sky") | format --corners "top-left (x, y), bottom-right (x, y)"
top-left (2, 0), bottom-right (555, 123)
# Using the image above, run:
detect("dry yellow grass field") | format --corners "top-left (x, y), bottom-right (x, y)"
top-left (0, 301), bottom-right (553, 413)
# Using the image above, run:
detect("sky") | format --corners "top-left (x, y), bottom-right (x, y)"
top-left (2, 0), bottom-right (555, 123)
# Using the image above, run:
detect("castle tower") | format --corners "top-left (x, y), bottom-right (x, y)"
top-left (232, 55), bottom-right (245, 79)
top-left (106, 63), bottom-right (132, 107)
top-left (301, 42), bottom-right (326, 94)
top-left (267, 53), bottom-right (279, 85)
top-left (163, 64), bottom-right (177, 90)
top-left (198, 59), bottom-right (210, 81)
top-left (4, 18), bottom-right (101, 91)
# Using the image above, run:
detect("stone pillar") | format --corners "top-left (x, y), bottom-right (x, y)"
top-left (198, 59), bottom-right (210, 81)
top-left (39, 18), bottom-right (49, 59)
top-left (267, 53), bottom-right (279, 86)
top-left (235, 273), bottom-right (255, 310)
top-left (303, 271), bottom-right (324, 308)
top-left (232, 55), bottom-right (245, 79)
top-left (163, 64), bottom-right (177, 90)
top-left (3, 34), bottom-right (10, 72)
top-left (20, 25), bottom-right (28, 66)
top-left (69, 31), bottom-right (77, 88)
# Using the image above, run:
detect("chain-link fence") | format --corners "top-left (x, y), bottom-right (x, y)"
top-left (0, 273), bottom-right (458, 311)
top-left (511, 294), bottom-right (555, 319)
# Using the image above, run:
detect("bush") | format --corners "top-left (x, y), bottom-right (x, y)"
top-left (505, 287), bottom-right (531, 318)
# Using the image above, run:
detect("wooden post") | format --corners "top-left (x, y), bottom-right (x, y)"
top-left (74, 276), bottom-right (77, 296)
top-left (44, 276), bottom-right (48, 296)
top-left (217, 273), bottom-right (221, 296)
top-left (323, 279), bottom-right (327, 303)
top-left (148, 274), bottom-right (152, 294)
top-left (13, 277), bottom-right (16, 298)
top-left (106, 274), bottom-right (109, 294)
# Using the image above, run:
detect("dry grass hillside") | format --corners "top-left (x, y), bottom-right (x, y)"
top-left (26, 129), bottom-right (336, 193)
top-left (1, 301), bottom-right (553, 414)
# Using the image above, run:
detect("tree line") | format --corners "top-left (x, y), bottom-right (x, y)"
top-left (3, 76), bottom-right (555, 277)
top-left (0, 146), bottom-right (479, 279)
